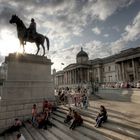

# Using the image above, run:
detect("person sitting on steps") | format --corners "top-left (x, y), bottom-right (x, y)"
top-left (0, 118), bottom-right (23, 136)
top-left (36, 108), bottom-right (53, 129)
top-left (64, 107), bottom-right (73, 124)
top-left (95, 105), bottom-right (108, 128)
top-left (69, 110), bottom-right (83, 130)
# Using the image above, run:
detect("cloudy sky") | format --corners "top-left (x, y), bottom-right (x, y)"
top-left (0, 0), bottom-right (140, 71)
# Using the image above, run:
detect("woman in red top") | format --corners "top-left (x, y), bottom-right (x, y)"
top-left (43, 100), bottom-right (48, 112)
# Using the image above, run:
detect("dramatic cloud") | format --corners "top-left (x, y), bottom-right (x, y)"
top-left (104, 34), bottom-right (109, 37)
top-left (0, 0), bottom-right (139, 70)
top-left (52, 9), bottom-right (140, 70)
top-left (81, 0), bottom-right (134, 20)
top-left (124, 11), bottom-right (140, 42)
top-left (92, 27), bottom-right (101, 35)
top-left (111, 11), bottom-right (140, 54)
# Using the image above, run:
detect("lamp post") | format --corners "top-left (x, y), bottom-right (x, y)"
top-left (89, 70), bottom-right (95, 94)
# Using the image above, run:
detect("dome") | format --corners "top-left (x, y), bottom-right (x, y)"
top-left (76, 47), bottom-right (88, 58)
top-left (76, 47), bottom-right (89, 64)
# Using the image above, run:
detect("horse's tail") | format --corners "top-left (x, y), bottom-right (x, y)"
top-left (45, 36), bottom-right (50, 51)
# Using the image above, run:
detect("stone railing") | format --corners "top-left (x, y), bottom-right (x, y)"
top-left (97, 88), bottom-right (140, 104)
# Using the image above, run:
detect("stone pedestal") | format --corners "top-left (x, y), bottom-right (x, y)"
top-left (0, 53), bottom-right (55, 130)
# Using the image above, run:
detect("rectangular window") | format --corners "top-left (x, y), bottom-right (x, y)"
top-left (95, 68), bottom-right (97, 73)
top-left (115, 75), bottom-right (117, 81)
top-left (108, 66), bottom-right (111, 71)
top-left (108, 76), bottom-right (112, 82)
top-left (104, 76), bottom-right (106, 82)
top-left (138, 59), bottom-right (140, 66)
top-left (129, 61), bottom-right (132, 67)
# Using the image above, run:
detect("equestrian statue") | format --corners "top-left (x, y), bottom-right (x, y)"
top-left (9, 15), bottom-right (49, 56)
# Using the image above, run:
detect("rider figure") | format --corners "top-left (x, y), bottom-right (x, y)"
top-left (27, 18), bottom-right (36, 40)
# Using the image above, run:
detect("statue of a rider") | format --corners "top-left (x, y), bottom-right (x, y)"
top-left (27, 18), bottom-right (36, 41)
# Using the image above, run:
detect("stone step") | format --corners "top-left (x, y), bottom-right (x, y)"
top-left (52, 113), bottom-right (122, 140)
top-left (75, 124), bottom-right (112, 140)
top-left (48, 125), bottom-right (75, 140)
top-left (54, 108), bottom-right (137, 140)
top-left (0, 136), bottom-right (4, 140)
top-left (52, 115), bottom-right (111, 140)
top-left (71, 108), bottom-right (140, 135)
top-left (0, 137), bottom-right (4, 140)
top-left (2, 105), bottom-right (139, 140)
top-left (58, 107), bottom-right (140, 139)
top-left (51, 117), bottom-right (93, 140)
top-left (83, 120), bottom-right (136, 140)
top-left (38, 129), bottom-right (59, 140)
top-left (88, 101), bottom-right (140, 123)
top-left (24, 123), bottom-right (46, 140)
top-left (63, 105), bottom-right (140, 130)
top-left (88, 106), bottom-right (140, 129)
top-left (11, 132), bottom-right (17, 140)
top-left (4, 134), bottom-right (13, 140)
top-left (53, 112), bottom-right (115, 140)
top-left (20, 127), bottom-right (34, 140)
top-left (59, 106), bottom-right (140, 139)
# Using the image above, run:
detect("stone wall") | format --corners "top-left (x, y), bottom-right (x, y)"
top-left (97, 88), bottom-right (140, 104)
top-left (0, 98), bottom-right (44, 131)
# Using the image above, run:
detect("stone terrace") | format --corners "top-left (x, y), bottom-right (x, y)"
top-left (0, 99), bottom-right (140, 140)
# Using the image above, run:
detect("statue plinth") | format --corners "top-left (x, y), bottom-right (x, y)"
top-left (0, 53), bottom-right (55, 130)
top-left (5, 53), bottom-right (53, 81)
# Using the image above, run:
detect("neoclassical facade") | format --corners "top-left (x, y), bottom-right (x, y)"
top-left (53, 47), bottom-right (140, 88)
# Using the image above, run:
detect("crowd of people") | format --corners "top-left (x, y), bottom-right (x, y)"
top-left (101, 81), bottom-right (140, 89)
top-left (0, 91), bottom-right (109, 139)
top-left (56, 87), bottom-right (89, 109)
top-left (63, 105), bottom-right (107, 129)
top-left (0, 99), bottom-right (55, 139)
top-left (57, 87), bottom-right (108, 129)
top-left (31, 100), bottom-right (55, 129)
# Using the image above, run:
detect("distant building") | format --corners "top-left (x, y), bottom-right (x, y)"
top-left (53, 47), bottom-right (140, 88)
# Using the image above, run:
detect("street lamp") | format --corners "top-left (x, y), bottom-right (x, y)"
top-left (89, 70), bottom-right (95, 94)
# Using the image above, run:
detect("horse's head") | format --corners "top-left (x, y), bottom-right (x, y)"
top-left (9, 15), bottom-right (18, 24)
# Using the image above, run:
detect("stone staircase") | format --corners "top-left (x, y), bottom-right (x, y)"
top-left (0, 105), bottom-right (140, 140)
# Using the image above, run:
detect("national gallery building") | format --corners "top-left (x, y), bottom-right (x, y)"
top-left (53, 47), bottom-right (140, 88)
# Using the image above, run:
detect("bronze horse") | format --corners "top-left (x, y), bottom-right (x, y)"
top-left (9, 15), bottom-right (49, 56)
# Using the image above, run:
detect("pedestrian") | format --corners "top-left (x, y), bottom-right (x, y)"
top-left (31, 104), bottom-right (37, 125)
